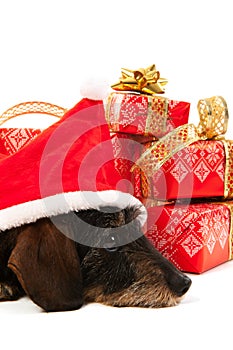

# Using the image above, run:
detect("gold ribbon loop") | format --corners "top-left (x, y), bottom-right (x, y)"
top-left (111, 64), bottom-right (168, 95)
top-left (197, 96), bottom-right (228, 139)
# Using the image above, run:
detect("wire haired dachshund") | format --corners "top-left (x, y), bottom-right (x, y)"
top-left (0, 206), bottom-right (191, 312)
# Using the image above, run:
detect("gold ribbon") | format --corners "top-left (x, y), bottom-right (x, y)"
top-left (132, 96), bottom-right (233, 198)
top-left (197, 96), bottom-right (228, 139)
top-left (132, 123), bottom-right (200, 174)
top-left (0, 101), bottom-right (67, 126)
top-left (111, 64), bottom-right (168, 95)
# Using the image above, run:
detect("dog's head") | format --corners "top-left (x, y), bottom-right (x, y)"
top-left (8, 207), bottom-right (191, 312)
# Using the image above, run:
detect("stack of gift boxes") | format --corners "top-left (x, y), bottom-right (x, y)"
top-left (107, 65), bottom-right (233, 274)
top-left (105, 91), bottom-right (190, 201)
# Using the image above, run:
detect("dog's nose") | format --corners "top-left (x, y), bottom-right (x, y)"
top-left (168, 273), bottom-right (192, 297)
top-left (177, 274), bottom-right (192, 296)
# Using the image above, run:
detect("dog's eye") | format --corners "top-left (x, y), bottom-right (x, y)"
top-left (105, 247), bottom-right (119, 253)
top-left (104, 236), bottom-right (120, 252)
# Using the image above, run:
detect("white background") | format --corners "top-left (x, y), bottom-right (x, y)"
top-left (1, 1), bottom-right (233, 349)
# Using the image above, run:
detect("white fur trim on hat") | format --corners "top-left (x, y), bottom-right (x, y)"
top-left (80, 77), bottom-right (110, 100)
top-left (0, 190), bottom-right (147, 232)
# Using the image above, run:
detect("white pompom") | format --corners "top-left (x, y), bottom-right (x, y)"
top-left (80, 76), bottom-right (110, 100)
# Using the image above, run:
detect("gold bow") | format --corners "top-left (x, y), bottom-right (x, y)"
top-left (197, 96), bottom-right (229, 139)
top-left (132, 95), bottom-right (229, 174)
top-left (111, 64), bottom-right (168, 95)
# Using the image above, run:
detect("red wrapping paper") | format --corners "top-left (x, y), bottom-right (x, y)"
top-left (0, 128), bottom-right (42, 155)
top-left (141, 140), bottom-right (232, 201)
top-left (111, 132), bottom-right (144, 199)
top-left (106, 92), bottom-right (190, 138)
top-left (146, 201), bottom-right (231, 273)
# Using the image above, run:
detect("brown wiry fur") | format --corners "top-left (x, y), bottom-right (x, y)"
top-left (0, 207), bottom-right (191, 312)
top-left (84, 276), bottom-right (181, 308)
top-left (80, 238), bottom-right (189, 308)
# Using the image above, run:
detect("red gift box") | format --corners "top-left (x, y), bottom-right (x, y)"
top-left (111, 132), bottom-right (144, 199)
top-left (0, 128), bottom-right (42, 155)
top-left (140, 139), bottom-right (233, 201)
top-left (105, 92), bottom-right (190, 138)
top-left (146, 201), bottom-right (232, 273)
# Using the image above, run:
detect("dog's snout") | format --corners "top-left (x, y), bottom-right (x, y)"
top-left (167, 272), bottom-right (192, 297)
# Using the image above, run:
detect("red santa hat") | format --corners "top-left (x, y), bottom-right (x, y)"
top-left (0, 97), bottom-right (147, 233)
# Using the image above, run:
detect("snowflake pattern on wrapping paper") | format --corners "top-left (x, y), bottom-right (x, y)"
top-left (197, 213), bottom-right (212, 237)
top-left (215, 163), bottom-right (224, 181)
top-left (147, 204), bottom-right (230, 263)
top-left (113, 158), bottom-right (131, 177)
top-left (170, 160), bottom-right (189, 183)
top-left (205, 142), bottom-right (222, 165)
top-left (196, 210), bottom-right (217, 254)
top-left (163, 140), bottom-right (225, 185)
top-left (193, 160), bottom-right (211, 183)
top-left (181, 234), bottom-right (203, 257)
top-left (110, 133), bottom-right (143, 197)
top-left (147, 224), bottom-right (162, 247)
top-left (183, 146), bottom-right (199, 166)
top-left (219, 227), bottom-right (228, 249)
top-left (0, 128), bottom-right (42, 155)
top-left (111, 134), bottom-right (131, 177)
top-left (181, 206), bottom-right (229, 257)
top-left (147, 168), bottom-right (163, 198)
top-left (181, 211), bottom-right (199, 229)
top-left (111, 133), bottom-right (123, 158)
top-left (116, 94), bottom-right (148, 134)
top-left (206, 232), bottom-right (217, 254)
top-left (167, 99), bottom-right (180, 110)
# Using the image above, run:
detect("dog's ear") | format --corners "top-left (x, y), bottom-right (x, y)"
top-left (8, 219), bottom-right (83, 312)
